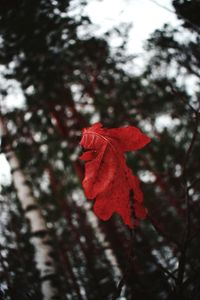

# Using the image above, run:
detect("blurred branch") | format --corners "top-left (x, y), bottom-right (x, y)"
top-left (182, 112), bottom-right (199, 182)
top-left (187, 177), bottom-right (200, 192)
top-left (110, 274), bottom-right (125, 300)
top-left (148, 214), bottom-right (181, 247)
top-left (137, 152), bottom-right (185, 217)
top-left (175, 100), bottom-right (200, 291)
top-left (110, 193), bottom-right (135, 299)
top-left (169, 84), bottom-right (200, 115)
top-left (148, 0), bottom-right (200, 34)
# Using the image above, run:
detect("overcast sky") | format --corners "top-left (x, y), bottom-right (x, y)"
top-left (0, 0), bottom-right (180, 185)
top-left (85, 0), bottom-right (179, 53)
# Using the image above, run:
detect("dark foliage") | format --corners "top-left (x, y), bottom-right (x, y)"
top-left (0, 0), bottom-right (200, 299)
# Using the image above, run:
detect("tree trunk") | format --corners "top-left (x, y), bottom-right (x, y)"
top-left (0, 117), bottom-right (58, 300)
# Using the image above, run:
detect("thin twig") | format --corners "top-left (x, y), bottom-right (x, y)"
top-left (176, 108), bottom-right (199, 289)
top-left (148, 0), bottom-right (200, 34)
top-left (148, 214), bottom-right (181, 247)
top-left (182, 113), bottom-right (199, 182)
top-left (111, 191), bottom-right (135, 299)
top-left (187, 177), bottom-right (200, 192)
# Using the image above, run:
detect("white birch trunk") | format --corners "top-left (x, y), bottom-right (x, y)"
top-left (0, 118), bottom-right (58, 300)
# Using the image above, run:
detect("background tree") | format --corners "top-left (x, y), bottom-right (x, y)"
top-left (0, 0), bottom-right (200, 299)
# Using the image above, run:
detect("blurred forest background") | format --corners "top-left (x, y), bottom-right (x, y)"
top-left (0, 0), bottom-right (200, 299)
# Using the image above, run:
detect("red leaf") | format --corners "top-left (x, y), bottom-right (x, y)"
top-left (79, 122), bottom-right (151, 228)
